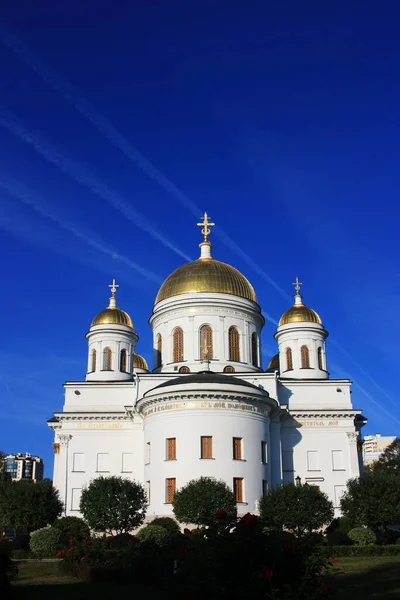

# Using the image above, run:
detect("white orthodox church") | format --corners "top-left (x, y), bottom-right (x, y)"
top-left (48, 214), bottom-right (366, 519)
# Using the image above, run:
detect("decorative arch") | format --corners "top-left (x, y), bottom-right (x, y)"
top-left (317, 347), bottom-right (324, 370)
top-left (179, 366), bottom-right (190, 373)
top-left (300, 345), bottom-right (310, 369)
top-left (228, 327), bottom-right (240, 362)
top-left (120, 349), bottom-right (128, 372)
top-left (286, 347), bottom-right (293, 371)
top-left (251, 332), bottom-right (258, 367)
top-left (199, 325), bottom-right (213, 360)
top-left (103, 347), bottom-right (112, 370)
top-left (90, 349), bottom-right (97, 372)
top-left (173, 327), bottom-right (184, 363)
top-left (224, 365), bottom-right (235, 373)
top-left (155, 334), bottom-right (162, 369)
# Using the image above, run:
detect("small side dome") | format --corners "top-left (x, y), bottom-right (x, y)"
top-left (91, 279), bottom-right (134, 329)
top-left (278, 278), bottom-right (322, 326)
top-left (133, 352), bottom-right (149, 371)
top-left (266, 353), bottom-right (280, 372)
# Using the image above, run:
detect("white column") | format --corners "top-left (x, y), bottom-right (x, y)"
top-left (219, 316), bottom-right (225, 361)
top-left (57, 434), bottom-right (72, 516)
top-left (347, 432), bottom-right (360, 478)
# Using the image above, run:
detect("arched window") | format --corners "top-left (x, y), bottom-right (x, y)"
top-left (251, 332), bottom-right (258, 367)
top-left (200, 325), bottom-right (213, 360)
top-left (286, 347), bottom-right (293, 371)
top-left (229, 327), bottom-right (240, 362)
top-left (155, 334), bottom-right (162, 368)
top-left (173, 327), bottom-right (184, 363)
top-left (301, 345), bottom-right (310, 369)
top-left (317, 347), bottom-right (324, 370)
top-left (179, 366), bottom-right (190, 373)
top-left (224, 365), bottom-right (235, 373)
top-left (90, 349), bottom-right (97, 372)
top-left (103, 347), bottom-right (112, 370)
top-left (120, 349), bottom-right (128, 372)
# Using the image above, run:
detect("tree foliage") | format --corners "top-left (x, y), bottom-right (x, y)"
top-left (172, 476), bottom-right (237, 528)
top-left (0, 479), bottom-right (63, 531)
top-left (340, 470), bottom-right (400, 530)
top-left (52, 516), bottom-right (90, 545)
top-left (371, 438), bottom-right (400, 473)
top-left (259, 483), bottom-right (334, 536)
top-left (80, 476), bottom-right (147, 534)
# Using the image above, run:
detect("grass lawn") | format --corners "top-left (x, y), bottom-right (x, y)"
top-left (327, 556), bottom-right (400, 599)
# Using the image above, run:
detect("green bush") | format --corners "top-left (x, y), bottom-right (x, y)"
top-left (348, 526), bottom-right (376, 546)
top-left (29, 526), bottom-right (61, 558)
top-left (326, 516), bottom-right (354, 535)
top-left (327, 544), bottom-right (400, 557)
top-left (53, 516), bottom-right (90, 546)
top-left (147, 517), bottom-right (180, 535)
top-left (326, 530), bottom-right (351, 546)
top-left (11, 549), bottom-right (29, 559)
top-left (136, 525), bottom-right (170, 547)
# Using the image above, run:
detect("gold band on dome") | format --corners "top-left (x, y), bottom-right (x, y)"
top-left (155, 258), bottom-right (257, 304)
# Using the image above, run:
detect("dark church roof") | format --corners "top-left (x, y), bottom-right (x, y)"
top-left (147, 371), bottom-right (266, 395)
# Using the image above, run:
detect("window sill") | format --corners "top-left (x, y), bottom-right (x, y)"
top-left (332, 469), bottom-right (346, 472)
top-left (236, 502), bottom-right (248, 505)
top-left (100, 369), bottom-right (114, 372)
top-left (144, 462), bottom-right (150, 466)
top-left (300, 368), bottom-right (314, 370)
top-left (72, 471), bottom-right (85, 473)
top-left (233, 458), bottom-right (247, 462)
top-left (164, 459), bottom-right (177, 462)
top-left (200, 458), bottom-right (215, 460)
top-left (96, 471), bottom-right (110, 473)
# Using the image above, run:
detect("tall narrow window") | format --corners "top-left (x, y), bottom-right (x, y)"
top-left (120, 349), bottom-right (128, 372)
top-left (165, 478), bottom-right (176, 504)
top-left (301, 345), bottom-right (310, 369)
top-left (262, 480), bottom-right (269, 497)
top-left (286, 347), bottom-right (293, 371)
top-left (317, 347), bottom-right (324, 370)
top-left (233, 437), bottom-right (243, 460)
top-left (155, 334), bottom-right (162, 368)
top-left (200, 325), bottom-right (213, 360)
top-left (261, 441), bottom-right (268, 464)
top-left (90, 349), bottom-right (97, 372)
top-left (233, 477), bottom-right (244, 503)
top-left (166, 438), bottom-right (176, 460)
top-left (251, 332), bottom-right (258, 367)
top-left (103, 347), bottom-right (112, 370)
top-left (173, 327), bottom-right (184, 362)
top-left (145, 442), bottom-right (150, 464)
top-left (201, 436), bottom-right (213, 459)
top-left (146, 481), bottom-right (150, 504)
top-left (229, 327), bottom-right (240, 362)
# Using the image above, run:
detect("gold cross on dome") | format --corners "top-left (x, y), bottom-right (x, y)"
top-left (108, 278), bottom-right (119, 297)
top-left (292, 277), bottom-right (302, 295)
top-left (197, 211), bottom-right (215, 243)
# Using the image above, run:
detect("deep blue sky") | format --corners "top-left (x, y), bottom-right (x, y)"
top-left (0, 1), bottom-right (399, 477)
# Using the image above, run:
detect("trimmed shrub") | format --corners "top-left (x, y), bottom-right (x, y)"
top-left (148, 517), bottom-right (180, 536)
top-left (53, 516), bottom-right (90, 546)
top-left (348, 526), bottom-right (376, 546)
top-left (136, 525), bottom-right (170, 547)
top-left (30, 526), bottom-right (61, 558)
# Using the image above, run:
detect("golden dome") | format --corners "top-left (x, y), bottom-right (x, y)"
top-left (279, 280), bottom-right (322, 326)
top-left (155, 258), bottom-right (257, 304)
top-left (266, 353), bottom-right (280, 371)
top-left (133, 352), bottom-right (149, 371)
top-left (91, 279), bottom-right (134, 328)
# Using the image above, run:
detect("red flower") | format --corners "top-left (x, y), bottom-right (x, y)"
top-left (240, 513), bottom-right (258, 529)
top-left (56, 550), bottom-right (64, 557)
top-left (67, 547), bottom-right (74, 553)
top-left (332, 556), bottom-right (337, 562)
top-left (265, 569), bottom-right (273, 579)
top-left (81, 556), bottom-right (85, 561)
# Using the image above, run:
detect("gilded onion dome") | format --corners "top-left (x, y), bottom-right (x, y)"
top-left (133, 352), bottom-right (149, 371)
top-left (155, 212), bottom-right (257, 304)
top-left (278, 278), bottom-right (322, 326)
top-left (266, 353), bottom-right (280, 371)
top-left (91, 279), bottom-right (134, 329)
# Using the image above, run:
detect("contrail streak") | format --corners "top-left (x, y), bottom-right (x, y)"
top-left (0, 107), bottom-right (190, 262)
top-left (0, 26), bottom-right (290, 300)
top-left (0, 175), bottom-right (162, 284)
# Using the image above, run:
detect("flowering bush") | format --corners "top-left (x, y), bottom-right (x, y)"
top-left (29, 526), bottom-right (61, 558)
top-left (53, 516), bottom-right (90, 546)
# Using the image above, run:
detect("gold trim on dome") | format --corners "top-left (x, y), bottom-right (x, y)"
top-left (91, 307), bottom-right (133, 328)
top-left (133, 352), bottom-right (149, 371)
top-left (279, 303), bottom-right (322, 326)
top-left (267, 353), bottom-right (280, 370)
top-left (155, 258), bottom-right (257, 304)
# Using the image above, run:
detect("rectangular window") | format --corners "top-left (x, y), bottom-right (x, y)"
top-left (145, 442), bottom-right (150, 464)
top-left (71, 488), bottom-right (82, 511)
top-left (72, 453), bottom-right (84, 472)
top-left (334, 485), bottom-right (346, 508)
top-left (332, 450), bottom-right (344, 471)
top-left (262, 480), bottom-right (268, 497)
top-left (165, 478), bottom-right (176, 504)
top-left (307, 451), bottom-right (320, 471)
top-left (261, 441), bottom-right (268, 464)
top-left (166, 438), bottom-right (177, 461)
top-left (201, 436), bottom-right (213, 459)
top-left (146, 480), bottom-right (150, 504)
top-left (233, 437), bottom-right (243, 460)
top-left (282, 450), bottom-right (294, 471)
top-left (96, 453), bottom-right (110, 472)
top-left (233, 477), bottom-right (244, 503)
top-left (121, 453), bottom-right (134, 472)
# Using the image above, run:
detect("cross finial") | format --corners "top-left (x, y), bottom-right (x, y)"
top-left (197, 211), bottom-right (215, 244)
top-left (292, 277), bottom-right (302, 296)
top-left (108, 278), bottom-right (119, 298)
